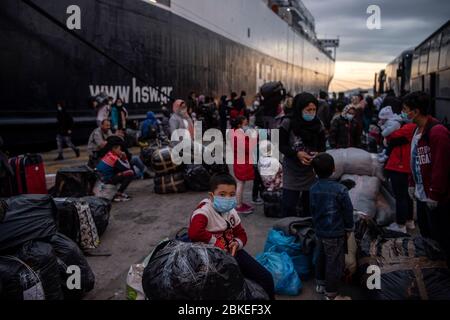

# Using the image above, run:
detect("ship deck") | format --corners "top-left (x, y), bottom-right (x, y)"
top-left (44, 147), bottom-right (365, 300)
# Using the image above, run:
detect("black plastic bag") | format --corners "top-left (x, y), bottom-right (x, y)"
top-left (142, 241), bottom-right (246, 300)
top-left (184, 165), bottom-right (211, 192)
top-left (0, 195), bottom-right (57, 252)
top-left (261, 190), bottom-right (283, 218)
top-left (54, 198), bottom-right (81, 244)
top-left (0, 241), bottom-right (64, 300)
top-left (49, 233), bottom-right (95, 300)
top-left (54, 166), bottom-right (98, 198)
top-left (154, 172), bottom-right (186, 194)
top-left (80, 197), bottom-right (111, 237)
top-left (358, 233), bottom-right (450, 300)
top-left (239, 279), bottom-right (270, 301)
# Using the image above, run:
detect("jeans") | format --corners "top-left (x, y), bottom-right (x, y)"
top-left (388, 171), bottom-right (413, 225)
top-left (56, 134), bottom-right (77, 156)
top-left (235, 250), bottom-right (275, 300)
top-left (281, 189), bottom-right (310, 217)
top-left (110, 174), bottom-right (133, 193)
top-left (315, 237), bottom-right (346, 297)
top-left (417, 199), bottom-right (450, 264)
top-left (130, 155), bottom-right (146, 179)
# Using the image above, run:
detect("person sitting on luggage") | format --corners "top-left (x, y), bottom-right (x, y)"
top-left (328, 105), bottom-right (362, 149)
top-left (188, 173), bottom-right (275, 300)
top-left (310, 153), bottom-right (354, 300)
top-left (87, 119), bottom-right (113, 168)
top-left (96, 143), bottom-right (135, 202)
top-left (139, 111), bottom-right (163, 143)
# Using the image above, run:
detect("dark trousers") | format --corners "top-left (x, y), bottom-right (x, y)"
top-left (252, 165), bottom-right (263, 200)
top-left (235, 250), bottom-right (275, 300)
top-left (56, 134), bottom-right (77, 156)
top-left (110, 174), bottom-right (133, 193)
top-left (315, 237), bottom-right (346, 297)
top-left (281, 189), bottom-right (310, 217)
top-left (388, 170), bottom-right (413, 225)
top-left (417, 200), bottom-right (450, 264)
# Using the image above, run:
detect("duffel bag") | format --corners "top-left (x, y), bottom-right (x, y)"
top-left (151, 147), bottom-right (179, 175)
top-left (154, 172), bottom-right (186, 194)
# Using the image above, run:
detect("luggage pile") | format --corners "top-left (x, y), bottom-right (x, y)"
top-left (356, 217), bottom-right (450, 300)
top-left (140, 240), bottom-right (269, 301)
top-left (328, 148), bottom-right (396, 226)
top-left (0, 195), bottom-right (95, 300)
top-left (54, 196), bottom-right (111, 251)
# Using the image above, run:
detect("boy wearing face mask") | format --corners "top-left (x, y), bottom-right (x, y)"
top-left (188, 173), bottom-right (275, 299)
top-left (328, 106), bottom-right (361, 149)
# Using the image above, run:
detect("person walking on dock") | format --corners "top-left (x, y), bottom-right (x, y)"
top-left (55, 101), bottom-right (80, 161)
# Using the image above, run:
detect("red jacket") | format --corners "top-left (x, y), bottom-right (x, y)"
top-left (232, 129), bottom-right (255, 181)
top-left (410, 117), bottom-right (450, 203)
top-left (385, 123), bottom-right (417, 174)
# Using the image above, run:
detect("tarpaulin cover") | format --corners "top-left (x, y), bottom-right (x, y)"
top-left (142, 241), bottom-right (246, 300)
top-left (0, 241), bottom-right (64, 300)
top-left (0, 195), bottom-right (57, 252)
top-left (358, 226), bottom-right (450, 300)
top-left (49, 233), bottom-right (95, 300)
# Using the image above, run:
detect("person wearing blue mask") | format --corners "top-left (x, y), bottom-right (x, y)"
top-left (279, 92), bottom-right (327, 217)
top-left (188, 173), bottom-right (275, 299)
top-left (329, 106), bottom-right (362, 149)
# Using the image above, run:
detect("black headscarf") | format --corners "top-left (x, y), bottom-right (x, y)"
top-left (289, 92), bottom-right (325, 150)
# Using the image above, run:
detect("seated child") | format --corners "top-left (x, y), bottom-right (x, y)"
top-left (96, 144), bottom-right (135, 202)
top-left (310, 153), bottom-right (354, 300)
top-left (188, 173), bottom-right (275, 299)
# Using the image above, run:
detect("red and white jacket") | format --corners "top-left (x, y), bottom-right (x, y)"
top-left (188, 199), bottom-right (248, 251)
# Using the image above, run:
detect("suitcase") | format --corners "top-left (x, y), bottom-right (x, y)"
top-left (8, 154), bottom-right (47, 195)
top-left (54, 166), bottom-right (98, 198)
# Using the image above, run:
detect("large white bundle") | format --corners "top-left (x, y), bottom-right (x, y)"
top-left (327, 148), bottom-right (385, 181)
top-left (342, 174), bottom-right (381, 218)
top-left (375, 186), bottom-right (396, 226)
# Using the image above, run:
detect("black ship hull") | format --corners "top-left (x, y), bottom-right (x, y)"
top-left (0, 0), bottom-right (334, 153)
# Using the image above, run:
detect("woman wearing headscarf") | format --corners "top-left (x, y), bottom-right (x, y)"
top-left (169, 99), bottom-right (194, 139)
top-left (279, 92), bottom-right (327, 217)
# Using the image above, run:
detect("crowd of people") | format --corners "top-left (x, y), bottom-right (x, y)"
top-left (50, 85), bottom-right (449, 300)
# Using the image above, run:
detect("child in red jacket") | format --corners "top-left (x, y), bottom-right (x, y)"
top-left (188, 173), bottom-right (275, 299)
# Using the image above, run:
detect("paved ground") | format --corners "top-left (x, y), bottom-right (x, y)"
top-left (45, 146), bottom-right (365, 301)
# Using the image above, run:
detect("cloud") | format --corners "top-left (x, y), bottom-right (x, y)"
top-left (302, 0), bottom-right (449, 63)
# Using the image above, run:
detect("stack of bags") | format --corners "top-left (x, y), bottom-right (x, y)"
top-left (151, 147), bottom-right (186, 194)
top-left (0, 195), bottom-right (95, 300)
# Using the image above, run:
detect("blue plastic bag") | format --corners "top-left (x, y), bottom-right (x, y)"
top-left (256, 251), bottom-right (302, 296)
top-left (264, 229), bottom-right (301, 256)
top-left (291, 254), bottom-right (312, 279)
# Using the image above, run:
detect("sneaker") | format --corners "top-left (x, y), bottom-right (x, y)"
top-left (326, 295), bottom-right (352, 301)
top-left (236, 205), bottom-right (253, 215)
top-left (75, 148), bottom-right (81, 158)
top-left (121, 193), bottom-right (131, 200)
top-left (406, 220), bottom-right (416, 230)
top-left (386, 223), bottom-right (407, 234)
top-left (316, 285), bottom-right (326, 295)
top-left (113, 195), bottom-right (131, 203)
top-left (242, 203), bottom-right (255, 211)
top-left (54, 155), bottom-right (64, 161)
top-left (252, 198), bottom-right (264, 205)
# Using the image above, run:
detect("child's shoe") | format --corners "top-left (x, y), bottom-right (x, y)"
top-left (236, 205), bottom-right (253, 215)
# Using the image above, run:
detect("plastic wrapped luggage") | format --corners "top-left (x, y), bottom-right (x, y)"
top-left (142, 241), bottom-right (246, 300)
top-left (0, 195), bottom-right (57, 252)
top-left (184, 165), bottom-right (211, 192)
top-left (54, 198), bottom-right (81, 244)
top-left (154, 172), bottom-right (186, 194)
top-left (80, 197), bottom-right (111, 237)
top-left (327, 148), bottom-right (385, 181)
top-left (342, 174), bottom-right (381, 219)
top-left (0, 241), bottom-right (64, 300)
top-left (151, 147), bottom-right (179, 175)
top-left (49, 233), bottom-right (95, 300)
top-left (8, 154), bottom-right (47, 195)
top-left (358, 234), bottom-right (450, 300)
top-left (54, 166), bottom-right (97, 198)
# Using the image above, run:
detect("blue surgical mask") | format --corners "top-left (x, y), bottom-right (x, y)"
top-left (302, 113), bottom-right (316, 122)
top-left (401, 112), bottom-right (410, 122)
top-left (213, 196), bottom-right (237, 213)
